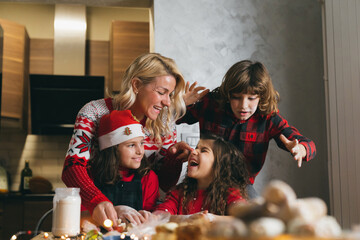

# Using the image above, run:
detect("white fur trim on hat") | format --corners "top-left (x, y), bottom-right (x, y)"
top-left (98, 123), bottom-right (145, 151)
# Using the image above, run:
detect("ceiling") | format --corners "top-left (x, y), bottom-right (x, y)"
top-left (0, 0), bottom-right (152, 7)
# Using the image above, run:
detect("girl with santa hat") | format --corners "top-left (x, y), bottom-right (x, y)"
top-left (87, 110), bottom-right (158, 229)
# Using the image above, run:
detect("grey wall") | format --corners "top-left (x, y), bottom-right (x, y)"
top-left (154, 0), bottom-right (329, 206)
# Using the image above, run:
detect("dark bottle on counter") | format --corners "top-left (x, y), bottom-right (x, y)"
top-left (20, 160), bottom-right (32, 194)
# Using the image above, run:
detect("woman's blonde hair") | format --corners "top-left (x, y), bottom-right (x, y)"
top-left (218, 60), bottom-right (279, 115)
top-left (112, 53), bottom-right (186, 143)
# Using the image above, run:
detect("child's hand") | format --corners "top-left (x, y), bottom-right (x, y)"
top-left (114, 205), bottom-right (146, 226)
top-left (279, 134), bottom-right (306, 167)
top-left (183, 81), bottom-right (209, 106)
top-left (92, 201), bottom-right (118, 231)
top-left (168, 141), bottom-right (193, 162)
top-left (187, 210), bottom-right (209, 221)
top-left (139, 210), bottom-right (152, 221)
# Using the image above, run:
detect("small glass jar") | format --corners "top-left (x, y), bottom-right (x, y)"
top-left (52, 187), bottom-right (81, 237)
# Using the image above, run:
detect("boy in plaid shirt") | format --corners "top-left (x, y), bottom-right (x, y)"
top-left (168, 60), bottom-right (316, 195)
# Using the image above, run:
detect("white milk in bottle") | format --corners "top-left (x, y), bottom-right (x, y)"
top-left (52, 187), bottom-right (81, 237)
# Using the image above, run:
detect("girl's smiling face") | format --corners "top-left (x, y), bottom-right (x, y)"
top-left (229, 92), bottom-right (260, 121)
top-left (187, 139), bottom-right (215, 189)
top-left (117, 136), bottom-right (145, 169)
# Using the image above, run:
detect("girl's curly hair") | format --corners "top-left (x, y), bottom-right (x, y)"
top-left (179, 133), bottom-right (249, 215)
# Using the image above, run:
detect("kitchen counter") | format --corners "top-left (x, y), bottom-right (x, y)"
top-left (0, 191), bottom-right (54, 200)
top-left (1, 192), bottom-right (54, 240)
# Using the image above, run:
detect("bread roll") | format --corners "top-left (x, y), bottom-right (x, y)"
top-left (175, 223), bottom-right (206, 240)
top-left (228, 197), bottom-right (268, 221)
top-left (262, 180), bottom-right (297, 205)
top-left (288, 215), bottom-right (342, 238)
top-left (153, 222), bottom-right (178, 240)
top-left (248, 217), bottom-right (286, 237)
top-left (29, 176), bottom-right (53, 194)
top-left (206, 218), bottom-right (247, 238)
top-left (290, 197), bottom-right (328, 222)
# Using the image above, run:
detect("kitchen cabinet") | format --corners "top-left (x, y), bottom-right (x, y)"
top-left (109, 21), bottom-right (149, 92)
top-left (0, 18), bottom-right (30, 127)
top-left (0, 193), bottom-right (53, 240)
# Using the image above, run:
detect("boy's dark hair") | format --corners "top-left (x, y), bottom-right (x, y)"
top-left (217, 60), bottom-right (280, 115)
top-left (179, 132), bottom-right (249, 215)
top-left (89, 145), bottom-right (150, 185)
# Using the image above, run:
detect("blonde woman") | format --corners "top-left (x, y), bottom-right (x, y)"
top-left (62, 53), bottom-right (205, 230)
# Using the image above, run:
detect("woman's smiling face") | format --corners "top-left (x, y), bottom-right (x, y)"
top-left (131, 75), bottom-right (176, 121)
top-left (187, 139), bottom-right (215, 188)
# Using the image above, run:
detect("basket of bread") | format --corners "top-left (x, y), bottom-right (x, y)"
top-left (151, 180), bottom-right (358, 240)
top-left (79, 180), bottom-right (359, 240)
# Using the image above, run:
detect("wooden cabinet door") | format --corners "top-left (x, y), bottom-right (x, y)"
top-left (109, 21), bottom-right (149, 92)
top-left (23, 200), bottom-right (53, 233)
top-left (0, 18), bottom-right (29, 121)
top-left (2, 198), bottom-right (23, 240)
top-left (2, 198), bottom-right (53, 240)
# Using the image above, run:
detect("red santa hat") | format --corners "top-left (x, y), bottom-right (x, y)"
top-left (98, 110), bottom-right (145, 151)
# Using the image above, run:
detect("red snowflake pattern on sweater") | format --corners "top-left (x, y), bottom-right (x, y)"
top-left (75, 131), bottom-right (92, 153)
top-left (62, 98), bottom-right (178, 213)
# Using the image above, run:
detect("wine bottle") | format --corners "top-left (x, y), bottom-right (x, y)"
top-left (20, 160), bottom-right (32, 194)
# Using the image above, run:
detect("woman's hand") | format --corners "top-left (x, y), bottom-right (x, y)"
top-left (279, 134), bottom-right (307, 167)
top-left (114, 205), bottom-right (146, 226)
top-left (149, 210), bottom-right (171, 222)
top-left (92, 201), bottom-right (118, 231)
top-left (168, 141), bottom-right (193, 162)
top-left (183, 81), bottom-right (209, 106)
top-left (139, 210), bottom-right (152, 222)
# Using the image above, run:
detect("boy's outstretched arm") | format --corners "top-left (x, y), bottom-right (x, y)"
top-left (279, 134), bottom-right (306, 167)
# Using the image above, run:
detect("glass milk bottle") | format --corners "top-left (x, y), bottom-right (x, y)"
top-left (52, 188), bottom-right (81, 237)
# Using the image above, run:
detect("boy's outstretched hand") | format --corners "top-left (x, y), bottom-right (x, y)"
top-left (183, 81), bottom-right (209, 106)
top-left (279, 134), bottom-right (306, 168)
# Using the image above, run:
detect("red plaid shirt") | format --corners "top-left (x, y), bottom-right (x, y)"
top-left (177, 92), bottom-right (316, 184)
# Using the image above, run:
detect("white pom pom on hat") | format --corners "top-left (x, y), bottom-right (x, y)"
top-left (98, 110), bottom-right (145, 151)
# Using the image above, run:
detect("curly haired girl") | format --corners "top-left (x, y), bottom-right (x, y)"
top-left (85, 110), bottom-right (159, 229)
top-left (154, 133), bottom-right (249, 216)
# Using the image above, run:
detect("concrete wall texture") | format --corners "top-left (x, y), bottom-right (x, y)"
top-left (154, 0), bottom-right (329, 205)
